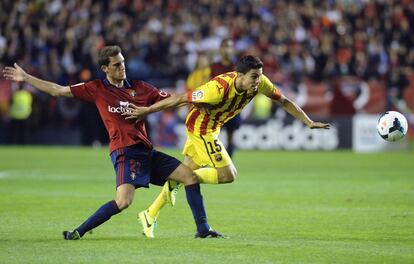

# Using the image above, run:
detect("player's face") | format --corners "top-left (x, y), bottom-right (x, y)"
top-left (240, 68), bottom-right (262, 92)
top-left (105, 53), bottom-right (126, 81)
top-left (220, 41), bottom-right (234, 60)
top-left (197, 54), bottom-right (210, 69)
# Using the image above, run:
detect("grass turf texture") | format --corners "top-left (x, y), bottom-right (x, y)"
top-left (0, 146), bottom-right (413, 263)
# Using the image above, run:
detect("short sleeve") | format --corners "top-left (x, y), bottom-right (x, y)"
top-left (258, 74), bottom-right (282, 100)
top-left (186, 79), bottom-right (225, 104)
top-left (141, 81), bottom-right (171, 105)
top-left (70, 81), bottom-right (97, 103)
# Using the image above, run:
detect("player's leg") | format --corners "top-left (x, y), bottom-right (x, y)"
top-left (183, 155), bottom-right (201, 170)
top-left (162, 155), bottom-right (201, 206)
top-left (144, 179), bottom-right (180, 221)
top-left (110, 144), bottom-right (161, 239)
top-left (138, 136), bottom-right (203, 224)
top-left (226, 128), bottom-right (235, 158)
top-left (137, 185), bottom-right (170, 238)
top-left (167, 163), bottom-right (225, 238)
top-left (223, 114), bottom-right (241, 158)
top-left (149, 150), bottom-right (225, 238)
top-left (164, 139), bottom-right (204, 205)
top-left (63, 146), bottom-right (143, 240)
top-left (196, 163), bottom-right (238, 183)
top-left (186, 132), bottom-right (237, 184)
top-left (137, 154), bottom-right (200, 238)
top-left (138, 132), bottom-right (234, 237)
top-left (153, 148), bottom-right (219, 211)
top-left (138, 152), bottom-right (190, 238)
top-left (63, 184), bottom-right (133, 240)
top-left (115, 183), bottom-right (136, 209)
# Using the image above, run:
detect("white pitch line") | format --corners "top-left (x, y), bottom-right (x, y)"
top-left (0, 172), bottom-right (11, 178)
top-left (0, 170), bottom-right (111, 182)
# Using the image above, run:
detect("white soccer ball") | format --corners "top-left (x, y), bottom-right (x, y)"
top-left (377, 111), bottom-right (408, 142)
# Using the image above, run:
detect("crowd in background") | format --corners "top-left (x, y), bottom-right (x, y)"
top-left (0, 0), bottom-right (413, 145)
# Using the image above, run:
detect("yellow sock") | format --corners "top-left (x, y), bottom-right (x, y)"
top-left (194, 168), bottom-right (219, 184)
top-left (147, 187), bottom-right (167, 219)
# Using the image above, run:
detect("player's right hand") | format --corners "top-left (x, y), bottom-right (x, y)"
top-left (2, 63), bottom-right (27, 82)
top-left (123, 103), bottom-right (150, 123)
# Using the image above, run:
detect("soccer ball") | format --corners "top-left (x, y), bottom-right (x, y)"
top-left (376, 111), bottom-right (408, 142)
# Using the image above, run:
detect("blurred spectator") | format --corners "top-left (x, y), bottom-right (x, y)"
top-left (8, 84), bottom-right (33, 144)
top-left (77, 69), bottom-right (108, 146)
top-left (1, 1), bottom-right (410, 86)
top-left (330, 78), bottom-right (356, 117)
top-left (186, 52), bottom-right (211, 91)
top-left (1, 0), bottom-right (414, 144)
top-left (0, 78), bottom-right (12, 120)
top-left (252, 94), bottom-right (273, 120)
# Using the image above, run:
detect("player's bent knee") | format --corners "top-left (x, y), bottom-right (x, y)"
top-left (115, 199), bottom-right (132, 210)
top-left (169, 164), bottom-right (198, 186)
top-left (181, 171), bottom-right (198, 186)
top-left (226, 171), bottom-right (237, 183)
top-left (219, 168), bottom-right (237, 183)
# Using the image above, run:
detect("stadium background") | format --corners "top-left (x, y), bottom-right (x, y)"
top-left (0, 0), bottom-right (413, 150)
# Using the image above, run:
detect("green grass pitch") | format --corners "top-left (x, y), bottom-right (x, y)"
top-left (0, 146), bottom-right (413, 263)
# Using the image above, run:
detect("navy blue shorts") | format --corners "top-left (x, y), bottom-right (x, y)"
top-left (110, 144), bottom-right (181, 188)
top-left (223, 114), bottom-right (241, 132)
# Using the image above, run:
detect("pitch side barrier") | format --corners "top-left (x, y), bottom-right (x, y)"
top-left (173, 116), bottom-right (408, 152)
top-left (173, 117), bottom-right (350, 151)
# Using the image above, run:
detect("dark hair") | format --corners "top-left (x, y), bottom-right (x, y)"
top-left (220, 38), bottom-right (233, 47)
top-left (98, 45), bottom-right (122, 66)
top-left (235, 55), bottom-right (263, 74)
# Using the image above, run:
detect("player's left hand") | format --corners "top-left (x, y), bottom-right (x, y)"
top-left (308, 121), bottom-right (330, 129)
top-left (123, 103), bottom-right (149, 123)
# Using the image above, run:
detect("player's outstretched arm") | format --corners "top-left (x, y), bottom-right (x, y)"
top-left (275, 95), bottom-right (330, 129)
top-left (123, 93), bottom-right (188, 122)
top-left (2, 63), bottom-right (73, 97)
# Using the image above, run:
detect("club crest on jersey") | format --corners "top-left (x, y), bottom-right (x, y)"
top-left (214, 154), bottom-right (222, 162)
top-left (130, 90), bottom-right (136, 97)
top-left (120, 101), bottom-right (129, 107)
top-left (192, 91), bottom-right (204, 101)
top-left (130, 172), bottom-right (136, 180)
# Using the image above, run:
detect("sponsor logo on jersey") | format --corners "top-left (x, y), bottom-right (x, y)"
top-left (192, 91), bottom-right (204, 101)
top-left (108, 101), bottom-right (132, 114)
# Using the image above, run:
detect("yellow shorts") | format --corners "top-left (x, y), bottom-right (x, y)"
top-left (182, 131), bottom-right (233, 168)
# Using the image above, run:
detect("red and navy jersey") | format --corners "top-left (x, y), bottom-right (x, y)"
top-left (70, 78), bottom-right (169, 153)
top-left (210, 62), bottom-right (235, 79)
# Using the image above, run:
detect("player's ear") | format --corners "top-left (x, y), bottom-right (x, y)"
top-left (101, 65), bottom-right (108, 73)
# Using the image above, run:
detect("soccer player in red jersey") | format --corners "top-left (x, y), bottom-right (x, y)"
top-left (210, 39), bottom-right (239, 158)
top-left (2, 45), bottom-right (224, 239)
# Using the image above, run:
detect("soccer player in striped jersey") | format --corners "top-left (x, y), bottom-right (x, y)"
top-left (124, 55), bottom-right (330, 238)
top-left (3, 45), bottom-right (224, 239)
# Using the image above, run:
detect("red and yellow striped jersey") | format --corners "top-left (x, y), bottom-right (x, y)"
top-left (185, 71), bottom-right (282, 136)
